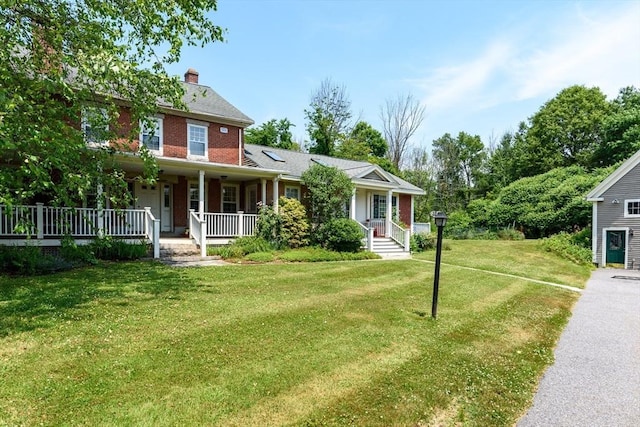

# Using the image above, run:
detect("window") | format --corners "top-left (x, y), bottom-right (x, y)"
top-left (246, 185), bottom-right (258, 213)
top-left (141, 117), bottom-right (163, 153)
top-left (222, 185), bottom-right (238, 213)
top-left (82, 107), bottom-right (109, 146)
top-left (373, 194), bottom-right (387, 219)
top-left (625, 199), bottom-right (640, 218)
top-left (189, 184), bottom-right (199, 212)
top-left (285, 186), bottom-right (300, 200)
top-left (188, 123), bottom-right (208, 158)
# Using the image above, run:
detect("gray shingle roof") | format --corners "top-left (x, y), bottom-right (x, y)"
top-left (244, 144), bottom-right (425, 195)
top-left (176, 83), bottom-right (254, 127)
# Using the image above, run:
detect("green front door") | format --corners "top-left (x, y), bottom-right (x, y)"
top-left (606, 231), bottom-right (626, 264)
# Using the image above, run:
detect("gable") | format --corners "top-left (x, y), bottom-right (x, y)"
top-left (362, 170), bottom-right (389, 182)
top-left (587, 150), bottom-right (640, 200)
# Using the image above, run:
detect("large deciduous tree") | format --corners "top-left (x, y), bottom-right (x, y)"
top-left (304, 78), bottom-right (352, 156)
top-left (0, 0), bottom-right (224, 207)
top-left (379, 93), bottom-right (425, 170)
top-left (593, 86), bottom-right (640, 166)
top-left (525, 85), bottom-right (610, 171)
top-left (245, 118), bottom-right (298, 150)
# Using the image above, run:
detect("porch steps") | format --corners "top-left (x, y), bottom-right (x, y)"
top-left (371, 237), bottom-right (410, 259)
top-left (159, 238), bottom-right (200, 257)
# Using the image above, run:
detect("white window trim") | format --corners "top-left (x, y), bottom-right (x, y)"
top-left (284, 185), bottom-right (301, 200)
top-left (188, 181), bottom-right (208, 213)
top-left (221, 184), bottom-right (240, 213)
top-left (187, 122), bottom-right (209, 160)
top-left (82, 107), bottom-right (109, 147)
top-left (623, 199), bottom-right (640, 218)
top-left (140, 116), bottom-right (164, 155)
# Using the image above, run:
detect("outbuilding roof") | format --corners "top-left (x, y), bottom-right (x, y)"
top-left (586, 149), bottom-right (640, 201)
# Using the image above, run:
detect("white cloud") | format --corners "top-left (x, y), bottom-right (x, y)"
top-left (413, 1), bottom-right (640, 115)
top-left (514, 2), bottom-right (640, 100)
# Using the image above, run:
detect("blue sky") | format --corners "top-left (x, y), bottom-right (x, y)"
top-left (166, 0), bottom-right (640, 155)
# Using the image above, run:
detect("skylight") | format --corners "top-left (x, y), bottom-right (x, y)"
top-left (263, 150), bottom-right (285, 162)
top-left (311, 158), bottom-right (329, 166)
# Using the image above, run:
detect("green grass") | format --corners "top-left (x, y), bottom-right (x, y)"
top-left (413, 239), bottom-right (592, 288)
top-left (0, 241), bottom-right (586, 426)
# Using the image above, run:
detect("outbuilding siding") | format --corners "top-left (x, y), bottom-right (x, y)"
top-left (595, 163), bottom-right (640, 268)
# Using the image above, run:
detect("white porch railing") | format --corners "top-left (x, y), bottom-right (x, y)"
top-left (390, 220), bottom-right (411, 252)
top-left (189, 210), bottom-right (207, 257)
top-left (0, 204), bottom-right (160, 258)
top-left (356, 221), bottom-right (373, 252)
top-left (413, 222), bottom-right (431, 234)
top-left (203, 212), bottom-right (258, 238)
top-left (369, 219), bottom-right (386, 237)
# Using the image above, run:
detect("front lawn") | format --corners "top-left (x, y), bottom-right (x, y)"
top-left (0, 241), bottom-right (585, 425)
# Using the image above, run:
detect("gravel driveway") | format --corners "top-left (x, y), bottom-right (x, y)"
top-left (518, 269), bottom-right (640, 426)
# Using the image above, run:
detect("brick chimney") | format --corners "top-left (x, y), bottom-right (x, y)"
top-left (184, 68), bottom-right (199, 84)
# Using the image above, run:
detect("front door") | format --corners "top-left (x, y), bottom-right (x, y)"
top-left (136, 183), bottom-right (161, 221)
top-left (606, 230), bottom-right (626, 264)
top-left (161, 184), bottom-right (172, 232)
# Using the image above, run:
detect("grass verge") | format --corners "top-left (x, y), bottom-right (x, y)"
top-left (0, 242), bottom-right (584, 425)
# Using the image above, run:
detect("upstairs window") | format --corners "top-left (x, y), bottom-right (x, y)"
top-left (188, 123), bottom-right (208, 159)
top-left (140, 117), bottom-right (163, 154)
top-left (82, 107), bottom-right (109, 146)
top-left (625, 199), bottom-right (640, 218)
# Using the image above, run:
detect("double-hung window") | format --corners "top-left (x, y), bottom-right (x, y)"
top-left (625, 199), bottom-right (640, 218)
top-left (82, 107), bottom-right (109, 146)
top-left (222, 185), bottom-right (239, 213)
top-left (140, 117), bottom-right (163, 154)
top-left (284, 185), bottom-right (300, 200)
top-left (188, 122), bottom-right (208, 159)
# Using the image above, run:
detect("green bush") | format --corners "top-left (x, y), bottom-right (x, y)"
top-left (60, 235), bottom-right (97, 265)
top-left (215, 236), bottom-right (274, 260)
top-left (411, 232), bottom-right (437, 252)
top-left (314, 219), bottom-right (363, 253)
top-left (278, 197), bottom-right (310, 248)
top-left (89, 237), bottom-right (148, 260)
top-left (541, 232), bottom-right (593, 266)
top-left (0, 245), bottom-right (71, 275)
top-left (496, 228), bottom-right (525, 240)
top-left (255, 204), bottom-right (283, 248)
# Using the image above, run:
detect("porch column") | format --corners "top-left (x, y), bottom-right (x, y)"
top-left (410, 195), bottom-right (415, 235)
top-left (261, 178), bottom-right (267, 207)
top-left (386, 189), bottom-right (393, 237)
top-left (97, 183), bottom-right (104, 237)
top-left (350, 189), bottom-right (357, 220)
top-left (198, 170), bottom-right (205, 216)
top-left (273, 176), bottom-right (280, 213)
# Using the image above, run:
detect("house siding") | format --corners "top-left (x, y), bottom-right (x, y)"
top-left (399, 194), bottom-right (412, 226)
top-left (595, 163), bottom-right (640, 268)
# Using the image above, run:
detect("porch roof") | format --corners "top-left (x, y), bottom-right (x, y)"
top-left (244, 144), bottom-right (425, 195)
top-left (116, 152), bottom-right (286, 181)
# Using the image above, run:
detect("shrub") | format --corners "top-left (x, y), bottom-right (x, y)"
top-left (256, 204), bottom-right (282, 247)
top-left (89, 237), bottom-right (148, 260)
top-left (0, 245), bottom-right (70, 275)
top-left (278, 197), bottom-right (310, 248)
top-left (314, 218), bottom-right (363, 253)
top-left (496, 228), bottom-right (525, 240)
top-left (60, 235), bottom-right (97, 265)
top-left (215, 236), bottom-right (273, 260)
top-left (541, 232), bottom-right (593, 265)
top-left (301, 164), bottom-right (354, 228)
top-left (411, 232), bottom-right (436, 252)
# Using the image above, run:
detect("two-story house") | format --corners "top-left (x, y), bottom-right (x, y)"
top-left (1, 69), bottom-right (425, 256)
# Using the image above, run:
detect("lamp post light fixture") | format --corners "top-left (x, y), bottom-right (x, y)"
top-left (431, 211), bottom-right (448, 319)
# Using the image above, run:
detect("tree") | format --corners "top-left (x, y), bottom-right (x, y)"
top-left (379, 93), bottom-right (425, 169)
top-left (300, 164), bottom-right (354, 228)
top-left (432, 132), bottom-right (485, 212)
top-left (336, 121), bottom-right (387, 160)
top-left (402, 146), bottom-right (436, 222)
top-left (526, 85), bottom-right (610, 170)
top-left (0, 0), bottom-right (224, 207)
top-left (593, 86), bottom-right (640, 166)
top-left (245, 118), bottom-right (298, 150)
top-left (304, 78), bottom-right (352, 156)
